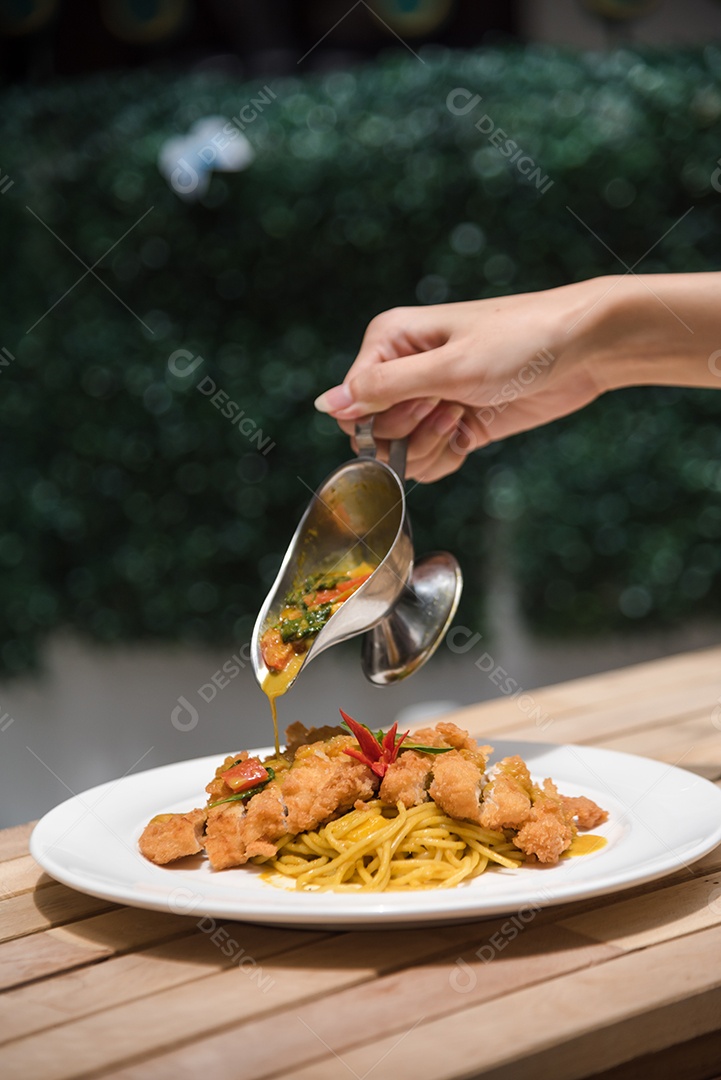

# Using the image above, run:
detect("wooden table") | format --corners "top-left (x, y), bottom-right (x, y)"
top-left (2, 645), bottom-right (721, 1080)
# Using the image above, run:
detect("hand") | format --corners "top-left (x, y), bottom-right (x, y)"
top-left (314, 271), bottom-right (721, 482)
top-left (314, 281), bottom-right (607, 482)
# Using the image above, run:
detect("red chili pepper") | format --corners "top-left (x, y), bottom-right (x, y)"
top-left (222, 757), bottom-right (270, 792)
top-left (340, 708), bottom-right (409, 778)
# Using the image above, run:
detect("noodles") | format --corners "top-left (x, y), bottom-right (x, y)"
top-left (253, 800), bottom-right (524, 891)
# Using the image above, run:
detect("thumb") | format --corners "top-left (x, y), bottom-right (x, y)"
top-left (314, 346), bottom-right (454, 420)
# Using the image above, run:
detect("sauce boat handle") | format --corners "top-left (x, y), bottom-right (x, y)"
top-left (355, 418), bottom-right (407, 482)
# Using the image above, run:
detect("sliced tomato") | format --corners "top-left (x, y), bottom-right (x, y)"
top-left (304, 573), bottom-right (372, 608)
top-left (260, 627), bottom-right (294, 671)
top-left (222, 757), bottom-right (269, 792)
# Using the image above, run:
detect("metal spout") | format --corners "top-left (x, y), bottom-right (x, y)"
top-left (251, 419), bottom-right (462, 692)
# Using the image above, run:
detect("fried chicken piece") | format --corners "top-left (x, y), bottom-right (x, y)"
top-left (479, 758), bottom-right (576, 863)
top-left (204, 735), bottom-right (378, 869)
top-left (380, 751), bottom-right (433, 808)
top-left (479, 774), bottom-right (532, 830)
top-left (429, 750), bottom-right (485, 823)
top-left (411, 722), bottom-right (491, 770)
top-left (513, 779), bottom-right (575, 864)
top-left (204, 784), bottom-right (287, 870)
top-left (561, 795), bottom-right (609, 830)
top-left (381, 722), bottom-right (490, 818)
top-left (478, 756), bottom-right (606, 862)
top-left (138, 808), bottom-right (206, 865)
top-left (479, 756), bottom-right (533, 830)
top-left (282, 735), bottom-right (378, 834)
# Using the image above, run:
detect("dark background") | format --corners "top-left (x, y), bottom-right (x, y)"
top-left (1, 0), bottom-right (519, 83)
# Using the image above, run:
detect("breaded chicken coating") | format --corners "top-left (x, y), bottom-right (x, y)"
top-left (479, 774), bottom-right (532, 830)
top-left (480, 758), bottom-right (575, 863)
top-left (561, 795), bottom-right (609, 830)
top-left (205, 735), bottom-right (378, 869)
top-left (380, 750), bottom-right (433, 808)
top-left (140, 721), bottom-right (608, 872)
top-left (205, 785), bottom-right (286, 870)
top-left (428, 750), bottom-right (485, 823)
top-left (512, 778), bottom-right (575, 864)
top-left (138, 808), bottom-right (206, 865)
top-left (282, 735), bottom-right (378, 834)
top-left (479, 756), bottom-right (533, 830)
top-left (412, 722), bottom-right (491, 769)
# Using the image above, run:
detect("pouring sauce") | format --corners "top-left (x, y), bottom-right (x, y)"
top-left (261, 655), bottom-right (304, 758)
top-left (259, 560), bottom-right (377, 756)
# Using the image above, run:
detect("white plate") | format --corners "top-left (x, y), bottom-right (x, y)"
top-left (30, 741), bottom-right (721, 928)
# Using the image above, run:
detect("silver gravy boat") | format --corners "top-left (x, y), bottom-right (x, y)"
top-left (251, 419), bottom-right (462, 691)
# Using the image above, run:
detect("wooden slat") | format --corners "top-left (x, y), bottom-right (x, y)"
top-left (100, 867), bottom-right (721, 1080)
top-left (0, 820), bottom-right (38, 862)
top-left (0, 921), bottom-right (596, 1080)
top-left (455, 680), bottom-right (721, 747)
top-left (0, 906), bottom-right (205, 992)
top-left (0, 924), bottom-right (329, 1045)
top-left (537, 645), bottom-right (721, 712)
top-left (271, 926), bottom-right (721, 1080)
top-left (473, 990), bottom-right (721, 1080)
top-left (96, 925), bottom-right (619, 1080)
top-left (440, 646), bottom-right (721, 744)
top-left (596, 710), bottom-right (721, 776)
top-left (580, 1027), bottom-right (721, 1080)
top-left (0, 884), bottom-right (116, 943)
top-left (1, 855), bottom-right (54, 899)
top-left (559, 872), bottom-right (721, 951)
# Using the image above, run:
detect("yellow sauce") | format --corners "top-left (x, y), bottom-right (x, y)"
top-left (562, 834), bottom-right (607, 858)
top-left (262, 652), bottom-right (304, 757)
top-left (259, 559), bottom-right (377, 756)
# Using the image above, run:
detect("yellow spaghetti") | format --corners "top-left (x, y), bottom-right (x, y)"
top-left (253, 800), bottom-right (524, 891)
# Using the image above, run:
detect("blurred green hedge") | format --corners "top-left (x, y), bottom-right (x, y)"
top-left (2, 44), bottom-right (721, 673)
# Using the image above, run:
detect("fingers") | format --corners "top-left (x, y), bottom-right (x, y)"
top-left (409, 443), bottom-right (467, 484)
top-left (348, 404), bottom-right (488, 479)
top-left (401, 406), bottom-right (466, 481)
top-left (315, 304), bottom-right (461, 421)
top-left (338, 398), bottom-right (441, 440)
top-left (404, 404), bottom-right (465, 463)
top-left (315, 345), bottom-right (455, 421)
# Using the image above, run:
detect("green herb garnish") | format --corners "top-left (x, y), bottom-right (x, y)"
top-left (208, 766), bottom-right (276, 809)
top-left (279, 603), bottom-right (333, 642)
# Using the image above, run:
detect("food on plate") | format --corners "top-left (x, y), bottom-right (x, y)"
top-left (139, 713), bottom-right (608, 890)
top-left (137, 808), bottom-right (206, 865)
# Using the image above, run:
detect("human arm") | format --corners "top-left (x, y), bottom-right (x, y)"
top-left (314, 273), bottom-right (721, 482)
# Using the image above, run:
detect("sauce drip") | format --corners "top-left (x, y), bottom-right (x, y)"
top-left (262, 652), bottom-right (304, 757)
top-left (562, 834), bottom-right (607, 858)
top-left (259, 559), bottom-right (377, 756)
